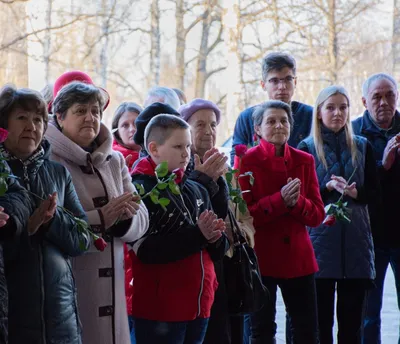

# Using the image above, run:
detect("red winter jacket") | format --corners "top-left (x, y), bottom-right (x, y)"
top-left (236, 139), bottom-right (325, 279)
top-left (130, 157), bottom-right (227, 322)
top-left (112, 140), bottom-right (140, 172)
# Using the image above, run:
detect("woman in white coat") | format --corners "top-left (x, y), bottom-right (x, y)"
top-left (45, 81), bottom-right (149, 344)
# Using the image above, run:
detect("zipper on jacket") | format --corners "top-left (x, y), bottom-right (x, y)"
top-left (197, 250), bottom-right (205, 317)
top-left (39, 243), bottom-right (47, 344)
top-left (335, 135), bottom-right (346, 278)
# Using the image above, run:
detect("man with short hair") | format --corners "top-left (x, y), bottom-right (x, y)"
top-left (231, 52), bottom-right (313, 164)
top-left (144, 86), bottom-right (181, 110)
top-left (352, 73), bottom-right (400, 344)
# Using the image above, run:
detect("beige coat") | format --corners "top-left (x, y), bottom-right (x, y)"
top-left (45, 122), bottom-right (149, 344)
top-left (224, 177), bottom-right (255, 256)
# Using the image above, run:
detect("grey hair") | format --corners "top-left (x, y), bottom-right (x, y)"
top-left (144, 86), bottom-right (181, 110)
top-left (52, 81), bottom-right (104, 121)
top-left (144, 114), bottom-right (189, 152)
top-left (252, 100), bottom-right (293, 129)
top-left (262, 52), bottom-right (297, 82)
top-left (362, 73), bottom-right (397, 98)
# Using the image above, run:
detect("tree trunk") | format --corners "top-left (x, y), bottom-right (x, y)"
top-left (99, 0), bottom-right (113, 88)
top-left (195, 8), bottom-right (211, 98)
top-left (149, 0), bottom-right (160, 87)
top-left (44, 0), bottom-right (53, 84)
top-left (0, 2), bottom-right (28, 86)
top-left (175, 0), bottom-right (185, 90)
top-left (223, 0), bottom-right (244, 138)
top-left (327, 0), bottom-right (338, 83)
top-left (393, 0), bottom-right (400, 80)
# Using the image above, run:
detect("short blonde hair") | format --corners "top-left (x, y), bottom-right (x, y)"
top-left (311, 85), bottom-right (358, 169)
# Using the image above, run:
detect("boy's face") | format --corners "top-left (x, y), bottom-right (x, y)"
top-left (150, 128), bottom-right (191, 171)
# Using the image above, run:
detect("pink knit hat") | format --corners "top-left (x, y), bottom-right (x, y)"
top-left (48, 71), bottom-right (110, 113)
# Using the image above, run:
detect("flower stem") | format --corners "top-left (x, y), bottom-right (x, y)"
top-left (337, 167), bottom-right (358, 203)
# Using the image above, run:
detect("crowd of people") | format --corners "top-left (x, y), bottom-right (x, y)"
top-left (0, 51), bottom-right (398, 344)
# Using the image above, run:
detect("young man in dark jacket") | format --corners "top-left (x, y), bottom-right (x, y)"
top-left (352, 73), bottom-right (400, 344)
top-left (131, 114), bottom-right (229, 344)
top-left (231, 52), bottom-right (313, 165)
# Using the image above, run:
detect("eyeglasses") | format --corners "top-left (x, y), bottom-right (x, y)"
top-left (267, 76), bottom-right (296, 86)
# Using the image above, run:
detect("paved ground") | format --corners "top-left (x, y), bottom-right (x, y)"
top-left (274, 269), bottom-right (398, 343)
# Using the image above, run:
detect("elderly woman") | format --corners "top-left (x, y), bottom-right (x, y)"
top-left (179, 98), bottom-right (254, 344)
top-left (0, 85), bottom-right (90, 344)
top-left (45, 81), bottom-right (149, 344)
top-left (112, 101), bottom-right (143, 170)
top-left (237, 100), bottom-right (325, 343)
top-left (298, 86), bottom-right (378, 344)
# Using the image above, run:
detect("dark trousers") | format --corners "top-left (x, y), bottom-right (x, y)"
top-left (363, 247), bottom-right (400, 344)
top-left (316, 279), bottom-right (368, 344)
top-left (134, 317), bottom-right (209, 344)
top-left (204, 258), bottom-right (244, 344)
top-left (250, 274), bottom-right (319, 344)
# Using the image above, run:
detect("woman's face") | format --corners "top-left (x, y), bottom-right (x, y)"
top-left (255, 108), bottom-right (290, 147)
top-left (4, 108), bottom-right (45, 160)
top-left (318, 94), bottom-right (349, 133)
top-left (117, 111), bottom-right (141, 150)
top-left (187, 109), bottom-right (217, 158)
top-left (57, 101), bottom-right (101, 148)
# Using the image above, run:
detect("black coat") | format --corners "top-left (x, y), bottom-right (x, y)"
top-left (1, 140), bottom-right (90, 344)
top-left (0, 160), bottom-right (34, 344)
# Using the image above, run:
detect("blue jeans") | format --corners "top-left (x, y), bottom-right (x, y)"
top-left (134, 317), bottom-right (209, 344)
top-left (363, 247), bottom-right (400, 344)
top-left (243, 314), bottom-right (251, 344)
top-left (128, 315), bottom-right (136, 344)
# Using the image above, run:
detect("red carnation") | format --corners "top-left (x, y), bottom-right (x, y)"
top-left (94, 237), bottom-right (108, 251)
top-left (235, 144), bottom-right (248, 157)
top-left (172, 168), bottom-right (185, 184)
top-left (0, 128), bottom-right (8, 143)
top-left (323, 215), bottom-right (336, 227)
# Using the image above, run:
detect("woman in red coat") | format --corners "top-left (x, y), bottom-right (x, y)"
top-left (237, 100), bottom-right (324, 344)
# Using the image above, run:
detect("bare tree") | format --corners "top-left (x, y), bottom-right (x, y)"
top-left (175, 0), bottom-right (204, 90)
top-left (194, 0), bottom-right (224, 98)
top-left (393, 0), bottom-right (400, 80)
top-left (149, 0), bottom-right (161, 87)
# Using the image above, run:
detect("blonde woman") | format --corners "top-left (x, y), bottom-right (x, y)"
top-left (298, 85), bottom-right (380, 344)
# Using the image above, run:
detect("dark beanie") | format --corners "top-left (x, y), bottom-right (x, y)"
top-left (133, 102), bottom-right (180, 146)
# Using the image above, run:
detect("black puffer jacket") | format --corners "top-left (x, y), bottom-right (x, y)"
top-left (1, 140), bottom-right (90, 344)
top-left (0, 161), bottom-right (34, 344)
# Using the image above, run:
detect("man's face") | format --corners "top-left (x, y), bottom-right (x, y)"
top-left (260, 67), bottom-right (297, 104)
top-left (362, 78), bottom-right (398, 129)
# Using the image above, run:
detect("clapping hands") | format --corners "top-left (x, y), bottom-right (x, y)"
top-left (281, 178), bottom-right (301, 208)
top-left (194, 148), bottom-right (228, 181)
top-left (197, 210), bottom-right (226, 243)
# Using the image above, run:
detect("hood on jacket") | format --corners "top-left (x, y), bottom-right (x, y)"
top-left (45, 121), bottom-right (114, 167)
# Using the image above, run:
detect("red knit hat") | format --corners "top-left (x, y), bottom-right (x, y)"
top-left (48, 70), bottom-right (110, 113)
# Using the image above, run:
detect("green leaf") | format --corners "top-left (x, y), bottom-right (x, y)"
top-left (168, 181), bottom-right (181, 195)
top-left (232, 196), bottom-right (240, 204)
top-left (225, 171), bottom-right (233, 184)
top-left (239, 199), bottom-right (248, 214)
top-left (158, 198), bottom-right (170, 207)
top-left (0, 177), bottom-right (7, 196)
top-left (150, 193), bottom-right (159, 204)
top-left (230, 169), bottom-right (239, 174)
top-left (155, 161), bottom-right (169, 178)
top-left (134, 183), bottom-right (145, 196)
top-left (157, 182), bottom-right (168, 190)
